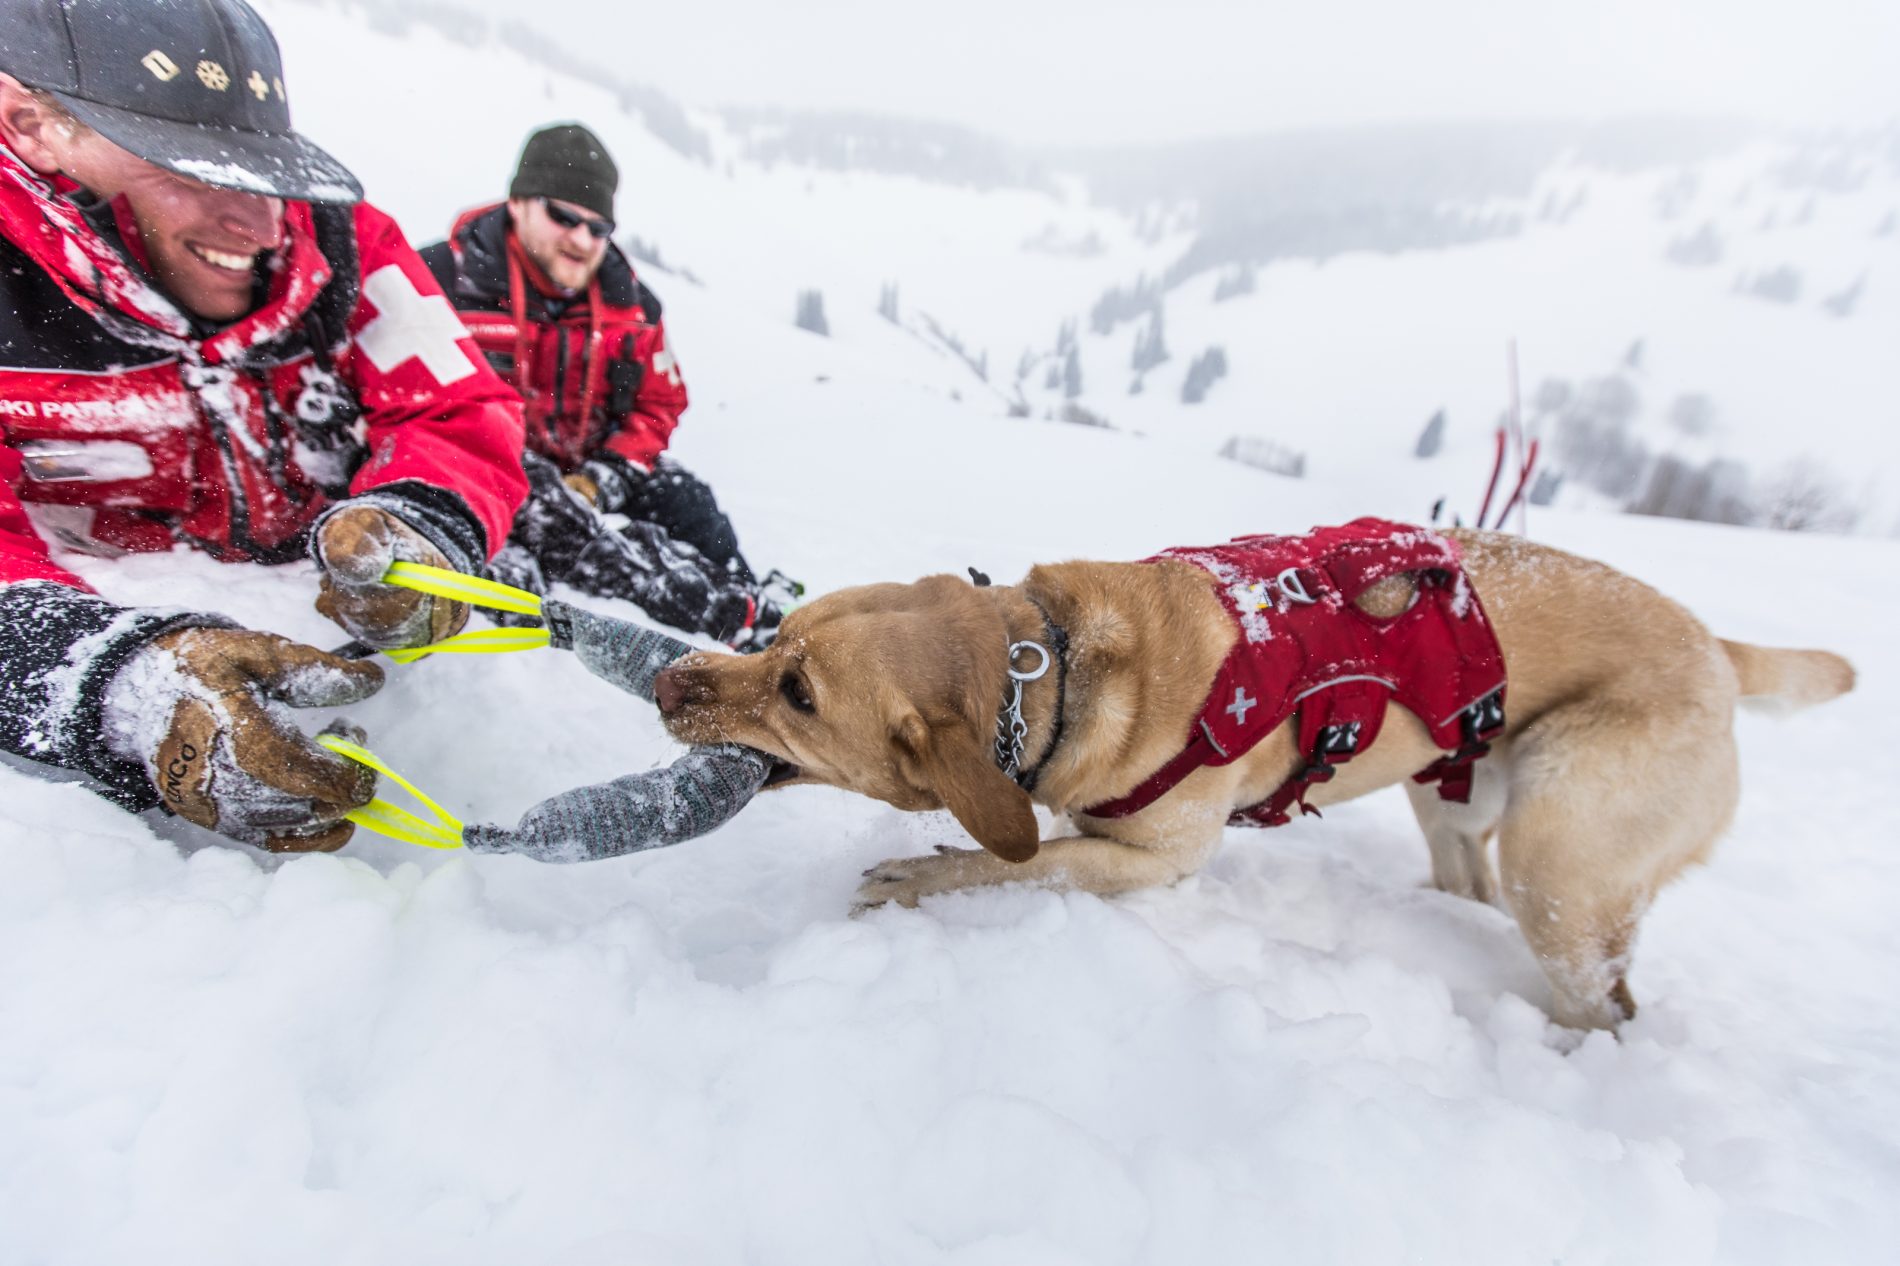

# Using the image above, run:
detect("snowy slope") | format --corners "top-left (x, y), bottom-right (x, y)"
top-left (3, 4), bottom-right (1899, 1263)
top-left (262, 1), bottom-right (1899, 534)
top-left (1080, 145), bottom-right (1900, 531)
top-left (262, 0), bottom-right (1167, 413)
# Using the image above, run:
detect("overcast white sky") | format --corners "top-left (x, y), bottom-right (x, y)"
top-left (500, 0), bottom-right (1900, 144)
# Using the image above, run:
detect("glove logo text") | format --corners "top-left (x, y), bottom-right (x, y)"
top-left (162, 741), bottom-right (200, 807)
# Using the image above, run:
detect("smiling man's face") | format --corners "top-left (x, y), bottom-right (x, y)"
top-left (62, 139), bottom-right (283, 323)
top-left (508, 195), bottom-right (611, 293)
top-left (0, 83), bottom-right (285, 323)
top-left (48, 140), bottom-right (281, 324)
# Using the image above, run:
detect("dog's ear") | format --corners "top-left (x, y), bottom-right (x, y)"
top-left (892, 712), bottom-right (1040, 862)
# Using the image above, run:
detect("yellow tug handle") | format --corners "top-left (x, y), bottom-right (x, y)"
top-left (317, 732), bottom-right (464, 849)
top-left (384, 561), bottom-right (544, 614)
top-left (377, 562), bottom-right (549, 663)
top-left (314, 564), bottom-right (549, 843)
top-left (381, 625), bottom-right (550, 665)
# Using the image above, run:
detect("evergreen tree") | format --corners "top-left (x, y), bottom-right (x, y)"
top-left (1213, 264), bottom-right (1257, 302)
top-left (1180, 346), bottom-right (1228, 404)
top-left (796, 289), bottom-right (830, 336)
top-left (1062, 344), bottom-right (1083, 399)
top-left (1131, 310), bottom-right (1169, 372)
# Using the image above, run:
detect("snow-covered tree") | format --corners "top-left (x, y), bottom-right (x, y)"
top-left (1181, 346), bottom-right (1228, 404)
top-left (1131, 310), bottom-right (1169, 373)
top-left (1062, 344), bottom-right (1083, 399)
top-left (1822, 273), bottom-right (1867, 318)
top-left (1213, 264), bottom-right (1257, 302)
top-left (796, 289), bottom-right (830, 336)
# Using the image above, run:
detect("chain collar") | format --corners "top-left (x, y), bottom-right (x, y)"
top-left (992, 598), bottom-right (1071, 791)
top-left (993, 639), bottom-right (1049, 778)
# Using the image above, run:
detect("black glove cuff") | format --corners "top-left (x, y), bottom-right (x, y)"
top-left (0, 582), bottom-right (232, 812)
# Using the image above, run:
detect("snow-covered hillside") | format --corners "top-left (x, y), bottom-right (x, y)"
top-left (2, 3), bottom-right (1897, 1263)
top-left (258, 1), bottom-right (1900, 538)
top-left (1082, 142), bottom-right (1900, 535)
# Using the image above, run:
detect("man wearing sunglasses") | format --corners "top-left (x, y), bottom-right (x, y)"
top-left (424, 124), bottom-right (797, 650)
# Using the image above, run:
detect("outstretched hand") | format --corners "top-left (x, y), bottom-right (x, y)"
top-left (315, 506), bottom-right (469, 650)
top-left (109, 628), bottom-right (386, 852)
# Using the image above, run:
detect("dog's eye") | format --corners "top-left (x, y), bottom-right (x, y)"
top-left (780, 672), bottom-right (815, 714)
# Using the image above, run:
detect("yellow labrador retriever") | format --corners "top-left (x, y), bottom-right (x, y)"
top-left (654, 528), bottom-right (1853, 1030)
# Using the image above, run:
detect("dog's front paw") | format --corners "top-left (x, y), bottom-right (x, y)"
top-left (853, 846), bottom-right (982, 912)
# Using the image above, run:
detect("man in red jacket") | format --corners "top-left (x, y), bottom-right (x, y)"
top-left (0, 0), bottom-right (528, 851)
top-left (422, 124), bottom-right (797, 650)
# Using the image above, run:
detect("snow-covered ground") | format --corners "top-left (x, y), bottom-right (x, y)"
top-left (4, 3), bottom-right (1898, 1262)
top-left (5, 376), bottom-right (1896, 1265)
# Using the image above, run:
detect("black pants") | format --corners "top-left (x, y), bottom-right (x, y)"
top-left (497, 452), bottom-right (759, 641)
top-left (620, 458), bottom-right (754, 582)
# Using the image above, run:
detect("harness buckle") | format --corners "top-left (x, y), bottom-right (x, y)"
top-left (1317, 722), bottom-right (1362, 757)
top-left (1465, 688), bottom-right (1505, 741)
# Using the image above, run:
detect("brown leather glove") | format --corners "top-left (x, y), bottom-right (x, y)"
top-left (562, 471), bottom-right (600, 505)
top-left (105, 628), bottom-right (387, 852)
top-left (315, 505), bottom-right (469, 650)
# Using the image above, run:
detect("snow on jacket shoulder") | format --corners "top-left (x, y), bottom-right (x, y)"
top-left (0, 146), bottom-right (528, 589)
top-left (421, 204), bottom-right (688, 475)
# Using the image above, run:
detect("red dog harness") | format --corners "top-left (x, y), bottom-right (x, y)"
top-left (1081, 518), bottom-right (1506, 827)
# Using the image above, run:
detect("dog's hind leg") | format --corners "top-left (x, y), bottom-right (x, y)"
top-left (1405, 747), bottom-right (1510, 905)
top-left (1492, 696), bottom-right (1738, 1030)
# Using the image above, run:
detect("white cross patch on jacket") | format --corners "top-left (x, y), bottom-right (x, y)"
top-left (356, 265), bottom-right (476, 385)
top-left (1226, 687), bottom-right (1257, 725)
top-left (652, 341), bottom-right (680, 387)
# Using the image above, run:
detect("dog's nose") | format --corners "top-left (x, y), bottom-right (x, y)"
top-left (654, 665), bottom-right (686, 715)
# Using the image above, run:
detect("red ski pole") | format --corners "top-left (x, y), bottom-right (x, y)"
top-left (1475, 427), bottom-right (1507, 529)
top-left (1493, 438), bottom-right (1541, 529)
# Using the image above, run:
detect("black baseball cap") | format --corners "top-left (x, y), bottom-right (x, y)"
top-left (1, 0), bottom-right (362, 204)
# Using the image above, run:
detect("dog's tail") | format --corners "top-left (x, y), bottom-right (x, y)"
top-left (1721, 640), bottom-right (1856, 713)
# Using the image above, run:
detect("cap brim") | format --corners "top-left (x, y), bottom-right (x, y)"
top-left (51, 92), bottom-right (363, 205)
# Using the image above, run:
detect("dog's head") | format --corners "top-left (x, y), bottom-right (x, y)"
top-left (654, 574), bottom-right (1040, 861)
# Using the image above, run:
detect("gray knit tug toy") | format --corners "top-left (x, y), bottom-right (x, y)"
top-left (461, 599), bottom-right (771, 862)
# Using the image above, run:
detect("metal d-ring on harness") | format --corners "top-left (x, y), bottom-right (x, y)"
top-left (994, 639), bottom-right (1050, 779)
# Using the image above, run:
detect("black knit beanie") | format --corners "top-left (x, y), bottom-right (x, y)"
top-left (509, 123), bottom-right (618, 222)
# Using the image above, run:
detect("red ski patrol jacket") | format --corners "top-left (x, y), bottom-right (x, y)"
top-left (422, 204), bottom-right (688, 476)
top-left (0, 143), bottom-right (528, 591)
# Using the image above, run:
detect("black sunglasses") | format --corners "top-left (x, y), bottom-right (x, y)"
top-left (540, 197), bottom-right (613, 240)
